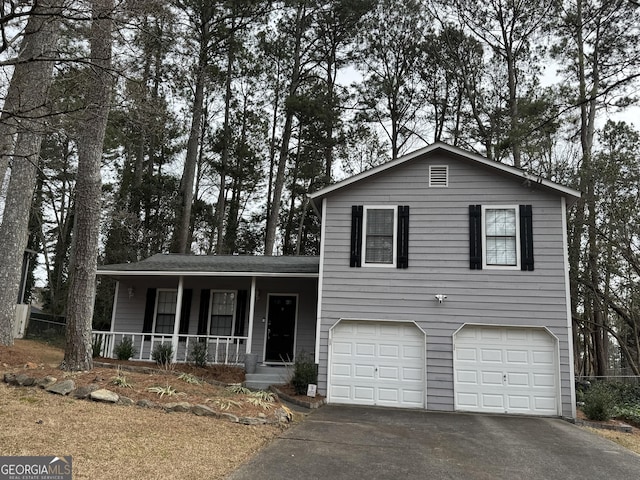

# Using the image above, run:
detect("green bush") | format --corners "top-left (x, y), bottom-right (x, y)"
top-left (291, 352), bottom-right (317, 395)
top-left (189, 341), bottom-right (208, 368)
top-left (114, 337), bottom-right (137, 361)
top-left (583, 382), bottom-right (616, 421)
top-left (613, 405), bottom-right (640, 426)
top-left (152, 342), bottom-right (174, 366)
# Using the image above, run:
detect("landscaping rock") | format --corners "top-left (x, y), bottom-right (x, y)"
top-left (118, 396), bottom-right (134, 406)
top-left (37, 376), bottom-right (57, 389)
top-left (164, 402), bottom-right (192, 413)
top-left (275, 407), bottom-right (292, 423)
top-left (90, 389), bottom-right (119, 403)
top-left (191, 404), bottom-right (216, 416)
top-left (72, 384), bottom-right (99, 399)
top-left (46, 379), bottom-right (76, 396)
top-left (136, 399), bottom-right (155, 409)
top-left (217, 412), bottom-right (239, 423)
top-left (239, 416), bottom-right (266, 425)
top-left (15, 374), bottom-right (36, 386)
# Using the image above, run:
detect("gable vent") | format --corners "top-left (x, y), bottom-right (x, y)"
top-left (429, 165), bottom-right (448, 187)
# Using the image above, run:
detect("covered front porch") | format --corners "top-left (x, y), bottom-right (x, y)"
top-left (95, 254), bottom-right (319, 367)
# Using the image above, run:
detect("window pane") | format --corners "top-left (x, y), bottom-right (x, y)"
top-left (485, 208), bottom-right (517, 266)
top-left (155, 291), bottom-right (177, 334)
top-left (365, 209), bottom-right (394, 264)
top-left (210, 292), bottom-right (235, 336)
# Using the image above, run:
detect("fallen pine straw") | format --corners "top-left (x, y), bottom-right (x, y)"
top-left (0, 383), bottom-right (281, 479)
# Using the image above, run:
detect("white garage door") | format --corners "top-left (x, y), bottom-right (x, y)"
top-left (329, 321), bottom-right (425, 408)
top-left (454, 325), bottom-right (558, 416)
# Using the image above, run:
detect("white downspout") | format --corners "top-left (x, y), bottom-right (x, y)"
top-left (110, 281), bottom-right (119, 333)
top-left (246, 276), bottom-right (256, 354)
top-left (314, 197), bottom-right (327, 364)
top-left (172, 276), bottom-right (184, 362)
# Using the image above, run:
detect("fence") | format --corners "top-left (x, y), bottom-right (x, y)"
top-left (25, 311), bottom-right (66, 343)
top-left (576, 376), bottom-right (640, 386)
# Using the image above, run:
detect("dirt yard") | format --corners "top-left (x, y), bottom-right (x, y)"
top-left (0, 339), bottom-right (288, 479)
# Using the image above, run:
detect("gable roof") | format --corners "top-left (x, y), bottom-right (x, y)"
top-left (98, 254), bottom-right (319, 278)
top-left (309, 142), bottom-right (581, 211)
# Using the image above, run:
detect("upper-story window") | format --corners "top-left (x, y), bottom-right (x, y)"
top-left (350, 205), bottom-right (409, 269)
top-left (483, 206), bottom-right (519, 268)
top-left (363, 206), bottom-right (397, 266)
top-left (469, 204), bottom-right (534, 271)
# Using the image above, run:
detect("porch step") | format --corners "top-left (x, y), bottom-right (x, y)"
top-left (244, 365), bottom-right (291, 390)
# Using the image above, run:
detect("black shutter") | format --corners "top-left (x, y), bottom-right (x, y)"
top-left (142, 288), bottom-right (157, 333)
top-left (179, 289), bottom-right (192, 334)
top-left (397, 205), bottom-right (410, 269)
top-left (197, 289), bottom-right (210, 335)
top-left (234, 290), bottom-right (248, 337)
top-left (469, 205), bottom-right (483, 270)
top-left (520, 204), bottom-right (534, 271)
top-left (350, 205), bottom-right (363, 267)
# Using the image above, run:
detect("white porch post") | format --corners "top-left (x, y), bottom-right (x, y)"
top-left (110, 281), bottom-right (119, 333)
top-left (246, 276), bottom-right (256, 354)
top-left (172, 276), bottom-right (184, 362)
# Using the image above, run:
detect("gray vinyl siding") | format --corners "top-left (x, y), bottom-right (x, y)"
top-left (111, 276), bottom-right (317, 364)
top-left (318, 151), bottom-right (574, 416)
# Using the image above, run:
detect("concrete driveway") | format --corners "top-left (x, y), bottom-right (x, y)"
top-left (228, 405), bottom-right (640, 479)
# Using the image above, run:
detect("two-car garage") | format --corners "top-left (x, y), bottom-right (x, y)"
top-left (328, 320), bottom-right (560, 416)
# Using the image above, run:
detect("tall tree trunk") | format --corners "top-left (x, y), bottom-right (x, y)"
top-left (214, 26), bottom-right (235, 254)
top-left (63, 0), bottom-right (114, 370)
top-left (0, 1), bottom-right (62, 346)
top-left (171, 20), bottom-right (209, 254)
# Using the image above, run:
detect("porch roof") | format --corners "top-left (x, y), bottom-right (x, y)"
top-left (98, 254), bottom-right (320, 278)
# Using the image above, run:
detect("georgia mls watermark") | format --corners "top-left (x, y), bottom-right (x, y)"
top-left (0, 456), bottom-right (72, 480)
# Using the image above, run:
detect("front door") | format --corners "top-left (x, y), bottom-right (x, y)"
top-left (264, 295), bottom-right (297, 362)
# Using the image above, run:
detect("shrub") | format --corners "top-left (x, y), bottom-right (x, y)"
top-left (189, 341), bottom-right (208, 368)
top-left (152, 342), bottom-right (174, 366)
top-left (114, 337), bottom-right (137, 361)
top-left (291, 352), bottom-right (317, 395)
top-left (583, 382), bottom-right (616, 421)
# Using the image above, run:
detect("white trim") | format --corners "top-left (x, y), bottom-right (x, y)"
top-left (247, 277), bottom-right (256, 354)
top-left (429, 164), bottom-right (449, 187)
top-left (561, 196), bottom-right (577, 419)
top-left (315, 198), bottom-right (327, 364)
top-left (207, 289), bottom-right (238, 337)
top-left (171, 276), bottom-right (184, 362)
top-left (110, 281), bottom-right (119, 333)
top-left (309, 142), bottom-right (581, 204)
top-left (97, 270), bottom-right (318, 278)
top-left (481, 205), bottom-right (520, 270)
top-left (263, 293), bottom-right (299, 363)
top-left (362, 205), bottom-right (398, 268)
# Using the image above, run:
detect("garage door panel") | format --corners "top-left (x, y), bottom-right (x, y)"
top-left (454, 326), bottom-right (559, 416)
top-left (480, 349), bottom-right (503, 363)
top-left (329, 321), bottom-right (425, 409)
top-left (332, 363), bottom-right (352, 377)
top-left (332, 342), bottom-right (352, 355)
top-left (379, 344), bottom-right (400, 358)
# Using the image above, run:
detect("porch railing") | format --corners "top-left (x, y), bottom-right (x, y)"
top-left (92, 331), bottom-right (249, 365)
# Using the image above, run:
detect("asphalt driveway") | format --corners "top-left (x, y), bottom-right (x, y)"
top-left (228, 405), bottom-right (640, 479)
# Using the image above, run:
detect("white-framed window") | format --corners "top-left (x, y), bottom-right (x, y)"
top-left (208, 290), bottom-right (236, 336)
top-left (429, 165), bottom-right (448, 187)
top-left (154, 289), bottom-right (178, 334)
top-left (482, 205), bottom-right (520, 269)
top-left (362, 206), bottom-right (397, 267)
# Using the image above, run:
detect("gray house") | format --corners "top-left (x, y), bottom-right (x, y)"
top-left (97, 142), bottom-right (580, 419)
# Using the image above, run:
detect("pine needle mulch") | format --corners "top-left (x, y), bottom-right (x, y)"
top-left (0, 340), bottom-right (283, 479)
